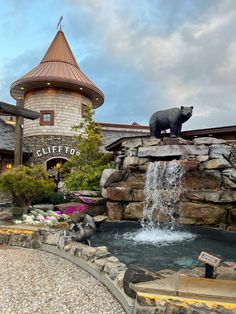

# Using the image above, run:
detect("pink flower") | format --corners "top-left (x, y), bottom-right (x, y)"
top-left (37, 215), bottom-right (46, 222)
top-left (64, 205), bottom-right (88, 215)
top-left (55, 211), bottom-right (62, 216)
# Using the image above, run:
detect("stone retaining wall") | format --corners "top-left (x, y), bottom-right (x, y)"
top-left (101, 137), bottom-right (236, 230)
top-left (0, 227), bottom-right (235, 314)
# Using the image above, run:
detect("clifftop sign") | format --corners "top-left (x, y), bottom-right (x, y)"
top-left (36, 145), bottom-right (80, 157)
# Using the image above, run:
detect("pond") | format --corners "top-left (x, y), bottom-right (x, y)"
top-left (91, 221), bottom-right (236, 272)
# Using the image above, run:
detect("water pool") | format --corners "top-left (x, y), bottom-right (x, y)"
top-left (90, 222), bottom-right (236, 271)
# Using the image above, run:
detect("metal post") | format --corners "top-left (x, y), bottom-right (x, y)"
top-left (205, 263), bottom-right (214, 278)
top-left (14, 99), bottom-right (24, 167)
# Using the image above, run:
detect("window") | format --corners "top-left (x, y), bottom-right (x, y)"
top-left (40, 110), bottom-right (54, 125)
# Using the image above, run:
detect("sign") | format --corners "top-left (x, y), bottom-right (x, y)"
top-left (36, 145), bottom-right (80, 157)
top-left (198, 251), bottom-right (221, 267)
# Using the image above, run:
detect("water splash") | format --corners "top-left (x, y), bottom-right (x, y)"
top-left (143, 160), bottom-right (185, 228)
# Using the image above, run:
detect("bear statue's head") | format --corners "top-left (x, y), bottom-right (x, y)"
top-left (180, 106), bottom-right (193, 120)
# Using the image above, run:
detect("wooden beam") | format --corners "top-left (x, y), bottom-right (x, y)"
top-left (14, 100), bottom-right (24, 167)
top-left (0, 101), bottom-right (39, 120)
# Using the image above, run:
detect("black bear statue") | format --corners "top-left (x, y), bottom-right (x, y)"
top-left (149, 106), bottom-right (193, 138)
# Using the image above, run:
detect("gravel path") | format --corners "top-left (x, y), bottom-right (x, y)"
top-left (0, 247), bottom-right (125, 314)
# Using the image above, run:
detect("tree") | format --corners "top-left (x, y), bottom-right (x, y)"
top-left (0, 165), bottom-right (56, 211)
top-left (64, 106), bottom-right (112, 190)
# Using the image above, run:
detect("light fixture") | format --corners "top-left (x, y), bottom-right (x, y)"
top-left (95, 97), bottom-right (99, 100)
top-left (20, 86), bottom-right (24, 90)
top-left (47, 82), bottom-right (51, 86)
top-left (79, 87), bottom-right (83, 90)
top-left (6, 163), bottom-right (12, 169)
top-left (55, 162), bottom-right (62, 169)
top-left (5, 116), bottom-right (15, 125)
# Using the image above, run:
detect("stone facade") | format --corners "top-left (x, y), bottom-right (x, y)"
top-left (101, 137), bottom-right (236, 229)
top-left (24, 88), bottom-right (91, 137)
top-left (24, 135), bottom-right (78, 165)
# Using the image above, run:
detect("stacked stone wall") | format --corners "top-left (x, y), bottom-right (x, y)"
top-left (101, 137), bottom-right (236, 230)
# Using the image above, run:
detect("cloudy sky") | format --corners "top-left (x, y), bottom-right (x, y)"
top-left (0, 0), bottom-right (236, 130)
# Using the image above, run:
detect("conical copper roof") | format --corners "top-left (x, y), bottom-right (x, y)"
top-left (10, 31), bottom-right (104, 108)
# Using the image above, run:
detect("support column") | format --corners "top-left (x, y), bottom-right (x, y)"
top-left (14, 99), bottom-right (24, 167)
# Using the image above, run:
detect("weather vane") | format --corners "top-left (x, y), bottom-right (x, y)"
top-left (57, 16), bottom-right (63, 31)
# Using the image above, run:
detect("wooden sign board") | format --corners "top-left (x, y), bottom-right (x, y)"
top-left (198, 251), bottom-right (221, 267)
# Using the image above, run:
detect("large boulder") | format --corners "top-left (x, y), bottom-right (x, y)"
top-left (100, 169), bottom-right (124, 188)
top-left (202, 158), bottom-right (231, 170)
top-left (209, 144), bottom-right (232, 159)
top-left (193, 137), bottom-right (226, 145)
top-left (32, 204), bottom-right (54, 211)
top-left (106, 202), bottom-right (124, 220)
top-left (222, 169), bottom-right (236, 183)
top-left (122, 138), bottom-right (142, 148)
top-left (183, 170), bottom-right (221, 190)
top-left (106, 187), bottom-right (144, 202)
top-left (124, 202), bottom-right (144, 220)
top-left (179, 202), bottom-right (226, 225)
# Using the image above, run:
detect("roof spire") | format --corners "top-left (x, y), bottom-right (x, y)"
top-left (57, 16), bottom-right (63, 31)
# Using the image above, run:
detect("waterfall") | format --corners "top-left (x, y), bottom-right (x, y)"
top-left (121, 160), bottom-right (195, 245)
top-left (143, 160), bottom-right (185, 228)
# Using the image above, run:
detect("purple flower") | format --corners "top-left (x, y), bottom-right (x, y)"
top-left (55, 211), bottom-right (62, 216)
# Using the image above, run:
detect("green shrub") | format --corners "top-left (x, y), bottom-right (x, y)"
top-left (64, 106), bottom-right (112, 191)
top-left (0, 165), bottom-right (56, 211)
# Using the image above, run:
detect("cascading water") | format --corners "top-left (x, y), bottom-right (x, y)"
top-left (143, 160), bottom-right (185, 228)
top-left (123, 160), bottom-right (196, 245)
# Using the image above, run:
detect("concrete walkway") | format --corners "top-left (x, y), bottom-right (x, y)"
top-left (0, 247), bottom-right (125, 314)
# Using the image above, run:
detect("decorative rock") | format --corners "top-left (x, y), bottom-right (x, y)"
top-left (106, 187), bottom-right (144, 201)
top-left (126, 148), bottom-right (138, 157)
top-left (179, 202), bottom-right (226, 225)
top-left (70, 190), bottom-right (101, 197)
top-left (123, 266), bottom-right (160, 298)
top-left (94, 246), bottom-right (110, 258)
top-left (227, 225), bottom-right (236, 232)
top-left (124, 202), bottom-right (144, 220)
top-left (94, 257), bottom-right (109, 270)
top-left (0, 210), bottom-right (13, 221)
top-left (162, 137), bottom-right (192, 145)
top-left (209, 144), bottom-right (232, 159)
top-left (73, 196), bottom-right (106, 204)
top-left (106, 202), bottom-right (123, 220)
top-left (44, 231), bottom-right (61, 246)
top-left (142, 137), bottom-right (162, 146)
top-left (123, 157), bottom-right (149, 168)
top-left (138, 145), bottom-right (208, 158)
top-left (122, 138), bottom-right (142, 148)
top-left (101, 187), bottom-right (107, 198)
top-left (109, 265), bottom-right (127, 280)
top-left (57, 235), bottom-right (73, 249)
top-left (138, 145), bottom-right (182, 158)
top-left (222, 176), bottom-right (236, 189)
top-left (186, 191), bottom-right (221, 202)
top-left (100, 169), bottom-right (124, 188)
top-left (196, 155), bottom-right (209, 162)
top-left (32, 204), bottom-right (54, 211)
top-left (193, 137), bottom-right (226, 145)
top-left (202, 158), bottom-right (231, 170)
top-left (86, 204), bottom-right (106, 217)
top-left (115, 270), bottom-right (126, 289)
top-left (220, 191), bottom-right (236, 203)
top-left (183, 170), bottom-right (221, 190)
top-left (222, 169), bottom-right (236, 183)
